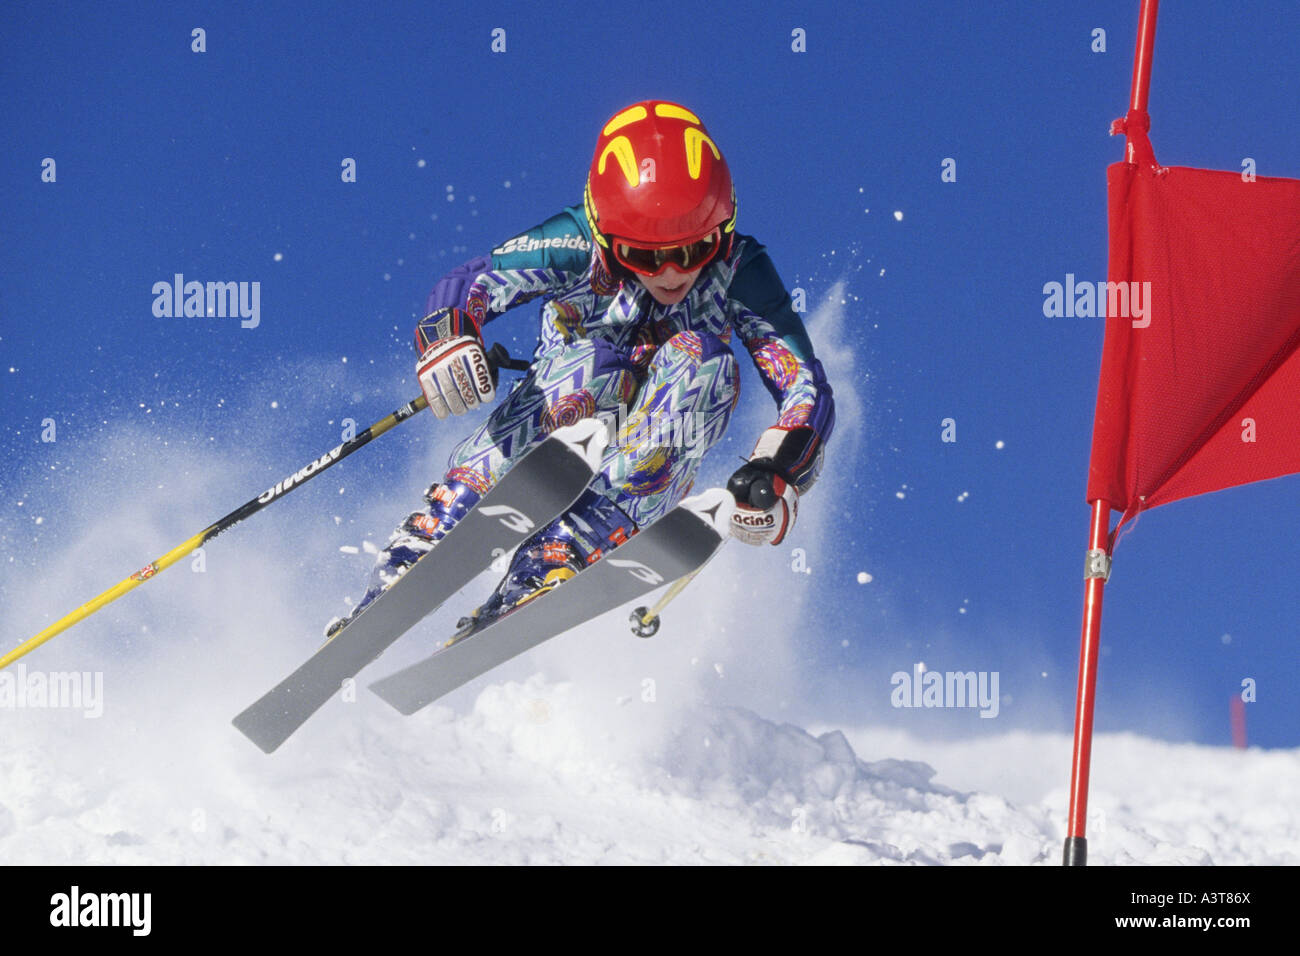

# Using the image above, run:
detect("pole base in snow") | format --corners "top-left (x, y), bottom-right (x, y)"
top-left (1062, 837), bottom-right (1088, 866)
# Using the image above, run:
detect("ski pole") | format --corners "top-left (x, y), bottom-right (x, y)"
top-left (2, 394), bottom-right (429, 670)
top-left (629, 566), bottom-right (705, 638)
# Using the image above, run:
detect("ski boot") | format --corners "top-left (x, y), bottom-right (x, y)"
top-left (324, 473), bottom-right (484, 640)
top-left (451, 489), bottom-right (638, 643)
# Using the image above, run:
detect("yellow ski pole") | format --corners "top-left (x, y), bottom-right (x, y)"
top-left (2, 394), bottom-right (428, 670)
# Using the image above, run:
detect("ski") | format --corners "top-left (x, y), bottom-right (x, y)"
top-left (231, 418), bottom-right (608, 753)
top-left (367, 487), bottom-right (733, 715)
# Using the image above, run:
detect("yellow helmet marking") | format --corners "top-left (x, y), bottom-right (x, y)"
top-left (654, 103), bottom-right (700, 125)
top-left (683, 128), bottom-right (721, 180)
top-left (597, 135), bottom-right (641, 188)
top-left (602, 105), bottom-right (648, 137)
top-left (583, 181), bottom-right (609, 246)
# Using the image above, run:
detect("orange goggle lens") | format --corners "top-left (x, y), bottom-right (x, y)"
top-left (613, 230), bottom-right (722, 277)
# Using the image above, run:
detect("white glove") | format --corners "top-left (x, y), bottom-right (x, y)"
top-left (416, 335), bottom-right (495, 419)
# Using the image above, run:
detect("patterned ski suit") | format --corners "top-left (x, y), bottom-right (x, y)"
top-left (350, 204), bottom-right (835, 627)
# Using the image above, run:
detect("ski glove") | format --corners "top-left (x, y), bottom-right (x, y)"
top-left (727, 458), bottom-right (799, 546)
top-left (414, 308), bottom-right (495, 420)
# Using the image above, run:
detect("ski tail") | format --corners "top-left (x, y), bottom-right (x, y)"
top-left (231, 418), bottom-right (609, 753)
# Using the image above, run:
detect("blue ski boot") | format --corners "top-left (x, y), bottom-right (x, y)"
top-left (325, 474), bottom-right (483, 640)
top-left (452, 489), bottom-right (638, 641)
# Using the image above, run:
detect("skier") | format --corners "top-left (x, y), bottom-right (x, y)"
top-left (328, 100), bottom-right (835, 639)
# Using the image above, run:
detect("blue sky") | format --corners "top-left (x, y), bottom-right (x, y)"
top-left (3, 1), bottom-right (1298, 748)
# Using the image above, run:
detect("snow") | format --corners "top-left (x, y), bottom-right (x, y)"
top-left (2, 668), bottom-right (1293, 864)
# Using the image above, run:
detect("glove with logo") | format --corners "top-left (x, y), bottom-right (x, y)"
top-left (726, 458), bottom-right (799, 546)
top-left (414, 308), bottom-right (496, 420)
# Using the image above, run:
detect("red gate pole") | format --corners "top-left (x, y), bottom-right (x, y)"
top-left (1129, 0), bottom-right (1160, 113)
top-left (1112, 0), bottom-right (1161, 166)
top-left (1063, 500), bottom-right (1112, 866)
top-left (1065, 0), bottom-right (1159, 867)
top-left (1230, 695), bottom-right (1247, 749)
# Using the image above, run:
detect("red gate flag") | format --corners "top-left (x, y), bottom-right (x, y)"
top-left (1087, 155), bottom-right (1300, 524)
top-left (1066, 0), bottom-right (1300, 867)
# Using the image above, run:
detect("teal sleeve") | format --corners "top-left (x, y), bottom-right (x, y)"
top-left (729, 242), bottom-right (815, 362)
top-left (488, 204), bottom-right (594, 273)
top-left (727, 238), bottom-right (836, 489)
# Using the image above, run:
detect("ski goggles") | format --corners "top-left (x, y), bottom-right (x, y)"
top-left (612, 229), bottom-right (723, 277)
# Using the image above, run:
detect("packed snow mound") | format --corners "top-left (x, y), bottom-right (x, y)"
top-left (0, 676), bottom-right (995, 864)
top-left (3, 673), bottom-right (1292, 865)
top-left (836, 726), bottom-right (1300, 866)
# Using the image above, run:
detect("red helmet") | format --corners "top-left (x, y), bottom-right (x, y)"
top-left (584, 100), bottom-right (737, 277)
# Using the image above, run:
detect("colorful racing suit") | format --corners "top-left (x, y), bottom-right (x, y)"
top-left (335, 205), bottom-right (835, 633)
